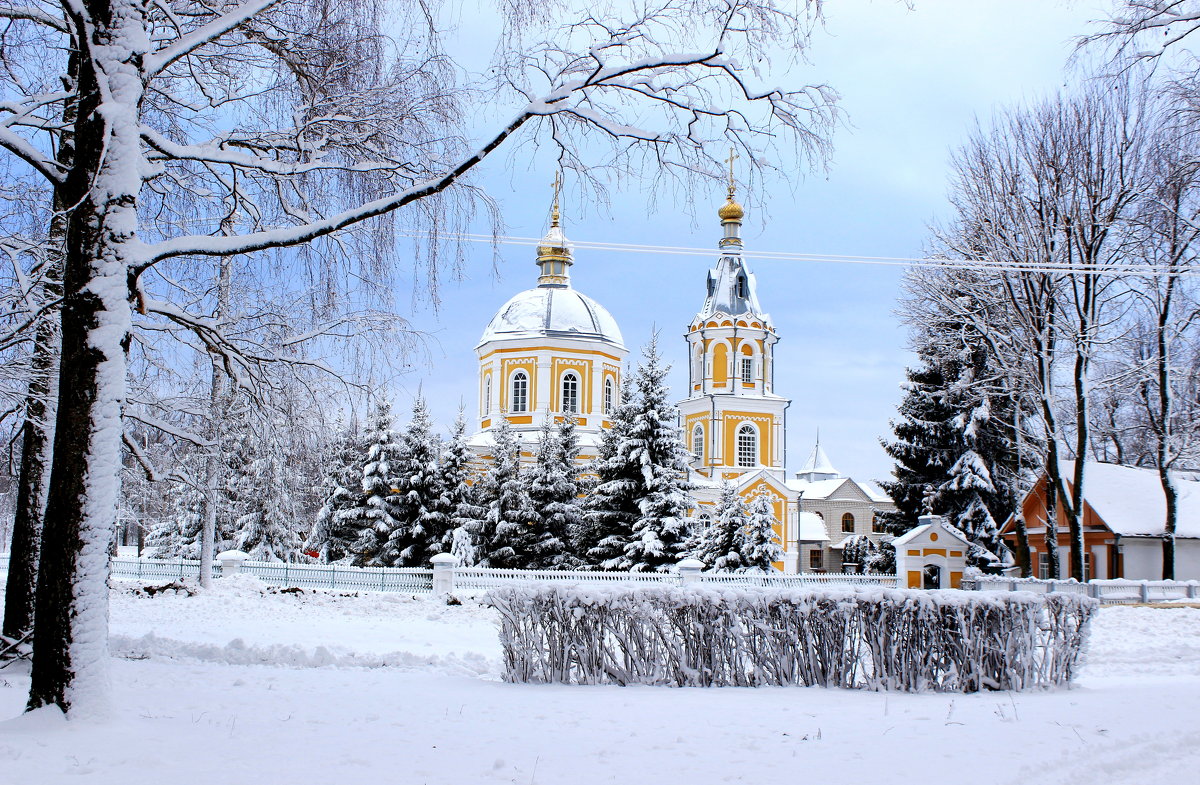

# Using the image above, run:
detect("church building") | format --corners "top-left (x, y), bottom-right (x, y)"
top-left (468, 176), bottom-right (894, 573)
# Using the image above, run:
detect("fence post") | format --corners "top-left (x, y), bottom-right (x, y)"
top-left (1087, 582), bottom-right (1099, 599)
top-left (1189, 581), bottom-right (1199, 600)
top-left (216, 550), bottom-right (250, 578)
top-left (677, 558), bottom-right (705, 586)
top-left (1140, 581), bottom-right (1151, 604)
top-left (431, 553), bottom-right (459, 597)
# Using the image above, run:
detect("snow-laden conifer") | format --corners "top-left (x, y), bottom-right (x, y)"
top-left (581, 376), bottom-right (641, 567)
top-left (381, 395), bottom-right (443, 566)
top-left (523, 417), bottom-right (582, 569)
top-left (305, 420), bottom-right (365, 563)
top-left (472, 416), bottom-right (539, 567)
top-left (342, 400), bottom-right (404, 566)
top-left (689, 482), bottom-right (746, 571)
top-left (740, 493), bottom-right (784, 572)
top-left (622, 336), bottom-right (694, 571)
top-left (431, 410), bottom-right (474, 559)
top-left (233, 420), bottom-right (305, 562)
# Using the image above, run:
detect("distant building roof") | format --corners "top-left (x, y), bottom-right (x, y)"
top-left (1057, 461), bottom-right (1200, 539)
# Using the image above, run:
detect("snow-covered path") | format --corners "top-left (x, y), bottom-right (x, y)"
top-left (1, 579), bottom-right (1198, 784)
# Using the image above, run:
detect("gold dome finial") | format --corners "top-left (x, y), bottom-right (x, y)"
top-left (537, 171), bottom-right (572, 286)
top-left (719, 147), bottom-right (744, 222)
top-left (550, 170), bottom-right (561, 227)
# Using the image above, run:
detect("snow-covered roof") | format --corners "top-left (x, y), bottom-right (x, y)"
top-left (695, 252), bottom-right (770, 323)
top-left (478, 286), bottom-right (624, 348)
top-left (892, 517), bottom-right (973, 548)
top-left (795, 512), bottom-right (829, 542)
top-left (799, 442), bottom-right (837, 476)
top-left (1060, 461), bottom-right (1200, 538)
top-left (785, 477), bottom-right (850, 500)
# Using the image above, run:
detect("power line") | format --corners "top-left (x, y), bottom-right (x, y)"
top-left (398, 230), bottom-right (1200, 278)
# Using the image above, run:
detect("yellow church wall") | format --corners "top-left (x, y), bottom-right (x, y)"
top-left (721, 413), bottom-right (773, 468)
top-left (712, 343), bottom-right (729, 386)
top-left (479, 345), bottom-right (624, 363)
top-left (499, 357), bottom-right (537, 413)
top-left (551, 357), bottom-right (592, 413)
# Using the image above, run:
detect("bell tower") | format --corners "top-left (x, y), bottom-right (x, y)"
top-left (678, 156), bottom-right (789, 480)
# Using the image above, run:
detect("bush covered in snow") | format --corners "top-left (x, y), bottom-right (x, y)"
top-left (488, 584), bottom-right (1096, 691)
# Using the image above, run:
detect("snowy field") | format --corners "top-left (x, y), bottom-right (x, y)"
top-left (1, 579), bottom-right (1198, 785)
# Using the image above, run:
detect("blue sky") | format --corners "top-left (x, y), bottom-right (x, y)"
top-left (389, 0), bottom-right (1108, 486)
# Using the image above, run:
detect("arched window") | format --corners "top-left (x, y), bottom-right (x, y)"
top-left (482, 376), bottom-right (491, 415)
top-left (736, 275), bottom-right (747, 298)
top-left (841, 513), bottom-right (855, 533)
top-left (872, 514), bottom-right (885, 534)
top-left (604, 378), bottom-right (614, 414)
top-left (510, 371), bottom-right (528, 413)
top-left (741, 356), bottom-right (753, 384)
top-left (692, 424), bottom-right (704, 460)
top-left (561, 372), bottom-right (579, 413)
top-left (736, 424), bottom-right (757, 468)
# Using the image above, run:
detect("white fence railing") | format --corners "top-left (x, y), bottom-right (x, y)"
top-left (0, 553), bottom-right (896, 595)
top-left (961, 576), bottom-right (1200, 605)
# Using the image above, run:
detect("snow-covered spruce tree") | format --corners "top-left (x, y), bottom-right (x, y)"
top-left (690, 483), bottom-right (747, 571)
top-left (581, 376), bottom-right (642, 567)
top-left (838, 534), bottom-right (877, 574)
top-left (342, 400), bottom-right (405, 567)
top-left (305, 420), bottom-right (366, 563)
top-left (879, 322), bottom-right (1019, 571)
top-left (232, 419), bottom-right (305, 562)
top-left (622, 336), bottom-right (695, 572)
top-left (523, 417), bottom-right (582, 569)
top-left (740, 494), bottom-right (784, 572)
top-left (431, 410), bottom-right (474, 559)
top-left (3, 0), bottom-right (839, 715)
top-left (381, 395), bottom-right (443, 567)
top-left (473, 416), bottom-right (539, 568)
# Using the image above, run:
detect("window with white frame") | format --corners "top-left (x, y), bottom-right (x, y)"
top-left (510, 371), bottom-right (528, 413)
top-left (741, 356), bottom-right (753, 384)
top-left (736, 424), bottom-right (757, 468)
top-left (692, 424), bottom-right (704, 460)
top-left (561, 372), bottom-right (579, 413)
top-left (482, 376), bottom-right (491, 415)
top-left (604, 378), bottom-right (614, 414)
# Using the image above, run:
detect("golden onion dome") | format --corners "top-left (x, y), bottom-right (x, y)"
top-left (718, 198), bottom-right (745, 222)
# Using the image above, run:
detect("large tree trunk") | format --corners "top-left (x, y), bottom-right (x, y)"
top-left (2, 50), bottom-right (76, 644)
top-left (28, 0), bottom-right (143, 715)
top-left (2, 284), bottom-right (60, 642)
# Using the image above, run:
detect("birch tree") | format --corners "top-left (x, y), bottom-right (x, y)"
top-left (0, 0), bottom-right (836, 713)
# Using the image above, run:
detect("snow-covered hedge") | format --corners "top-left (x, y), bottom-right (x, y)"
top-left (487, 585), bottom-right (1096, 692)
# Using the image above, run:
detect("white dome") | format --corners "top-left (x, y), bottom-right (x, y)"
top-left (479, 286), bottom-right (624, 348)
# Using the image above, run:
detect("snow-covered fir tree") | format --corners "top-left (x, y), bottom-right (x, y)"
top-left (740, 493), bottom-right (784, 572)
top-left (471, 416), bottom-right (539, 568)
top-left (305, 419), bottom-right (366, 563)
top-left (433, 410), bottom-right (475, 560)
top-left (839, 534), bottom-right (878, 574)
top-left (880, 327), bottom-right (1019, 571)
top-left (343, 399), bottom-right (405, 566)
top-left (581, 376), bottom-right (642, 567)
top-left (523, 416), bottom-right (582, 569)
top-left (689, 482), bottom-right (747, 571)
top-left (381, 395), bottom-right (443, 566)
top-left (621, 336), bottom-right (694, 571)
top-left (233, 422), bottom-right (304, 562)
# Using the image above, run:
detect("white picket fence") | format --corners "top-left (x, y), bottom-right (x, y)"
top-left (961, 575), bottom-right (1200, 605)
top-left (0, 553), bottom-right (895, 595)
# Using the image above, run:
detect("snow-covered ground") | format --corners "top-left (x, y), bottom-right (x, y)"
top-left (1, 579), bottom-right (1199, 785)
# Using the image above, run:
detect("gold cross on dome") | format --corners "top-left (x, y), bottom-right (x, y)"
top-left (725, 147), bottom-right (739, 199)
top-left (551, 171), bottom-right (562, 226)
